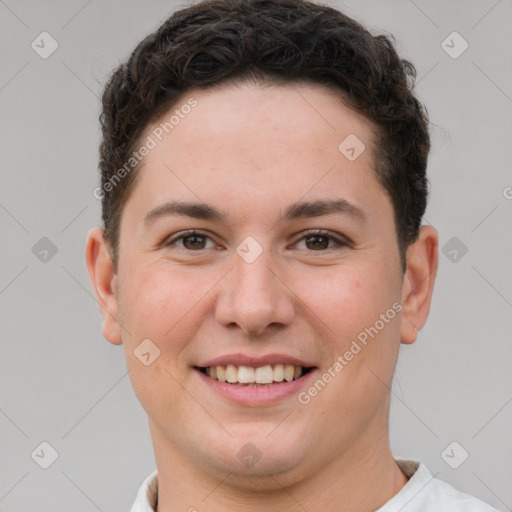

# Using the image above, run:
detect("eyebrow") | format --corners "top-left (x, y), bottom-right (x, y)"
top-left (143, 198), bottom-right (367, 226)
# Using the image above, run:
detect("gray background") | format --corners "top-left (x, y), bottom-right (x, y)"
top-left (1, 0), bottom-right (511, 510)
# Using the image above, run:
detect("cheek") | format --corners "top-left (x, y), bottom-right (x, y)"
top-left (118, 262), bottom-right (216, 357)
top-left (296, 265), bottom-right (401, 421)
top-left (299, 261), bottom-right (403, 396)
top-left (297, 262), bottom-right (396, 341)
top-left (118, 265), bottom-right (210, 415)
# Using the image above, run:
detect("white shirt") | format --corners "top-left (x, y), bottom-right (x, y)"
top-left (130, 459), bottom-right (500, 511)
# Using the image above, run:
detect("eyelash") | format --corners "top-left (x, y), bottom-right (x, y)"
top-left (163, 229), bottom-right (350, 252)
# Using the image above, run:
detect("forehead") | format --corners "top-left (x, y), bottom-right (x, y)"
top-left (162, 80), bottom-right (377, 158)
top-left (124, 81), bottom-right (389, 226)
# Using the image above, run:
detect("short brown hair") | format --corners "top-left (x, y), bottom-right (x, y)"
top-left (98, 0), bottom-right (430, 272)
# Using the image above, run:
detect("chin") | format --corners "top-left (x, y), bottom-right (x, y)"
top-left (214, 453), bottom-right (310, 493)
top-left (207, 431), bottom-right (309, 481)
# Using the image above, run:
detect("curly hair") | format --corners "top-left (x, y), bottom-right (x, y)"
top-left (98, 0), bottom-right (430, 273)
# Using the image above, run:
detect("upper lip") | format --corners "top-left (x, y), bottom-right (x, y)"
top-left (197, 353), bottom-right (316, 368)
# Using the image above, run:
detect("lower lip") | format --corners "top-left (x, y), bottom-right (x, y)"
top-left (195, 368), bottom-right (318, 406)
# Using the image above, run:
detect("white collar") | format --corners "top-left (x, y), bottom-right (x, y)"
top-left (129, 459), bottom-right (498, 512)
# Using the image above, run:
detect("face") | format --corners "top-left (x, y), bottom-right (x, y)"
top-left (87, 81), bottom-right (436, 488)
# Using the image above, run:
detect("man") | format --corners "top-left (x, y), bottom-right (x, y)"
top-left (85, 0), bottom-right (499, 510)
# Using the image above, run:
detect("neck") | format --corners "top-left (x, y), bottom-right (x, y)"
top-left (150, 422), bottom-right (409, 512)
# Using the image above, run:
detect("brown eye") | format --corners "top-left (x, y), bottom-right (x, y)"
top-left (164, 231), bottom-right (215, 250)
top-left (293, 230), bottom-right (349, 251)
top-left (304, 234), bottom-right (330, 250)
top-left (181, 234), bottom-right (207, 250)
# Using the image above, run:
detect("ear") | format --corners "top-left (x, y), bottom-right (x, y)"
top-left (85, 227), bottom-right (123, 345)
top-left (400, 225), bottom-right (438, 345)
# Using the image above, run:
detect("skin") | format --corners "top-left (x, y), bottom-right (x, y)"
top-left (86, 81), bottom-right (438, 512)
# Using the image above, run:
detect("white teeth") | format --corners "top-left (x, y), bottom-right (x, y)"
top-left (238, 365), bottom-right (255, 383)
top-left (203, 364), bottom-right (308, 385)
top-left (284, 364), bottom-right (294, 382)
top-left (226, 364), bottom-right (238, 383)
top-left (254, 365), bottom-right (274, 384)
top-left (273, 364), bottom-right (284, 382)
top-left (216, 365), bottom-right (226, 382)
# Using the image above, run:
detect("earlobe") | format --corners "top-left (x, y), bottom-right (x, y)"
top-left (85, 227), bottom-right (123, 345)
top-left (399, 225), bottom-right (439, 345)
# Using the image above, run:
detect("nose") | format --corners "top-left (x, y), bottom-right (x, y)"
top-left (214, 247), bottom-right (296, 336)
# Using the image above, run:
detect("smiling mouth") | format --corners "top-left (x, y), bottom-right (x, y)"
top-left (195, 364), bottom-right (315, 386)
